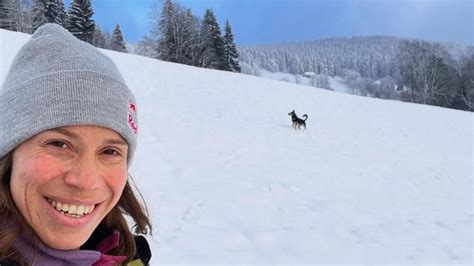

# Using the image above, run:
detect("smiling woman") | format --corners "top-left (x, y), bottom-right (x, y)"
top-left (0, 24), bottom-right (152, 265)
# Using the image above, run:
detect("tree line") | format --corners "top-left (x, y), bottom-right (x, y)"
top-left (136, 0), bottom-right (240, 73)
top-left (1, 0), bottom-right (241, 73)
top-left (0, 0), bottom-right (127, 52)
top-left (240, 37), bottom-right (474, 111)
top-left (397, 40), bottom-right (474, 111)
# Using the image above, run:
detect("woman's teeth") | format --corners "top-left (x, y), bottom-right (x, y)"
top-left (48, 198), bottom-right (95, 218)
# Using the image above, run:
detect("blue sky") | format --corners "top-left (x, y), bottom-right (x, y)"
top-left (64, 0), bottom-right (474, 45)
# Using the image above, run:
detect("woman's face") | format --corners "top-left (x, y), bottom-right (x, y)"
top-left (10, 125), bottom-right (128, 250)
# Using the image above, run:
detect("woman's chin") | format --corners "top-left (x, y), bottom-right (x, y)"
top-left (39, 232), bottom-right (89, 250)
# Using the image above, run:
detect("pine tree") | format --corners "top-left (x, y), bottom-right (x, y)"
top-left (0, 0), bottom-right (15, 30)
top-left (109, 23), bottom-right (127, 52)
top-left (66, 0), bottom-right (95, 43)
top-left (200, 9), bottom-right (225, 70)
top-left (157, 0), bottom-right (177, 62)
top-left (31, 0), bottom-right (48, 32)
top-left (31, 0), bottom-right (66, 32)
top-left (45, 0), bottom-right (67, 27)
top-left (0, 0), bottom-right (23, 31)
top-left (222, 19), bottom-right (240, 72)
top-left (0, 0), bottom-right (12, 29)
top-left (55, 0), bottom-right (67, 27)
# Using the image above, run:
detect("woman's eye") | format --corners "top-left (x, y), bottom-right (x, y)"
top-left (104, 149), bottom-right (120, 157)
top-left (47, 140), bottom-right (68, 149)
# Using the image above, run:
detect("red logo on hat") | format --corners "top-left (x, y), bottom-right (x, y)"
top-left (128, 100), bottom-right (138, 134)
top-left (129, 101), bottom-right (137, 114)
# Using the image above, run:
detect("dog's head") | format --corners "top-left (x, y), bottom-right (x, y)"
top-left (288, 110), bottom-right (296, 117)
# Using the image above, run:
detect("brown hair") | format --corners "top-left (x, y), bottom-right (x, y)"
top-left (0, 152), bottom-right (153, 264)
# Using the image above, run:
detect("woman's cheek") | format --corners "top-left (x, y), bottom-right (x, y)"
top-left (30, 155), bottom-right (66, 182)
top-left (106, 169), bottom-right (128, 199)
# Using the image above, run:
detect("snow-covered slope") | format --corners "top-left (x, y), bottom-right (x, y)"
top-left (1, 29), bottom-right (472, 265)
top-left (256, 68), bottom-right (350, 94)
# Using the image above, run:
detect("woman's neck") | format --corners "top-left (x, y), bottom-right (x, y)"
top-left (13, 232), bottom-right (101, 265)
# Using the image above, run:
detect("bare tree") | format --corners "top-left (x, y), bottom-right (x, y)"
top-left (1, 0), bottom-right (31, 33)
top-left (397, 40), bottom-right (459, 107)
top-left (91, 25), bottom-right (108, 49)
top-left (457, 52), bottom-right (474, 111)
top-left (135, 36), bottom-right (160, 58)
top-left (311, 74), bottom-right (332, 90)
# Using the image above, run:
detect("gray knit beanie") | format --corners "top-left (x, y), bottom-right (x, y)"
top-left (0, 23), bottom-right (138, 165)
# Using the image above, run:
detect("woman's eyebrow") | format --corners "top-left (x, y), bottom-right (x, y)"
top-left (49, 128), bottom-right (80, 139)
top-left (103, 139), bottom-right (128, 146)
top-left (49, 128), bottom-right (127, 146)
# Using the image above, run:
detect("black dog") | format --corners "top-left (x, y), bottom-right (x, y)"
top-left (288, 110), bottom-right (308, 130)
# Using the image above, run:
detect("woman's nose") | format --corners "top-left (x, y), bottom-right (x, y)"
top-left (63, 154), bottom-right (101, 191)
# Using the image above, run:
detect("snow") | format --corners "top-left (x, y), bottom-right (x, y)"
top-left (125, 41), bottom-right (136, 54)
top-left (329, 76), bottom-right (351, 93)
top-left (258, 68), bottom-right (303, 84)
top-left (1, 29), bottom-right (473, 265)
top-left (257, 68), bottom-right (350, 94)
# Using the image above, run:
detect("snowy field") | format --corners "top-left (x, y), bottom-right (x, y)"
top-left (1, 29), bottom-right (473, 265)
top-left (256, 68), bottom-right (351, 94)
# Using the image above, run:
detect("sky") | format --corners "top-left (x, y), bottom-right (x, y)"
top-left (64, 0), bottom-right (474, 46)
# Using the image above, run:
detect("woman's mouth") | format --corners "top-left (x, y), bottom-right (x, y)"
top-left (46, 198), bottom-right (96, 218)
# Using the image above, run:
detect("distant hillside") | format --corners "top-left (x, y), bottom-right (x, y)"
top-left (239, 36), bottom-right (474, 111)
top-left (240, 36), bottom-right (400, 79)
top-left (239, 36), bottom-right (472, 78)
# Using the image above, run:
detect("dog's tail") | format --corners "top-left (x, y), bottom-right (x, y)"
top-left (302, 114), bottom-right (308, 121)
